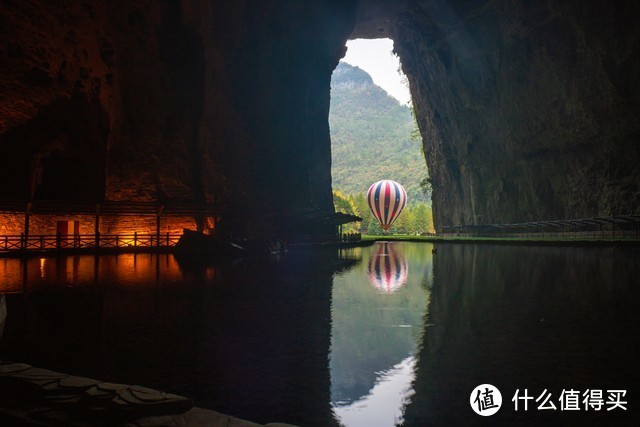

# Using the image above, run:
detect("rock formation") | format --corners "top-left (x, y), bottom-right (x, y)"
top-left (1, 0), bottom-right (639, 233)
top-left (0, 1), bottom-right (356, 230)
top-left (388, 0), bottom-right (640, 227)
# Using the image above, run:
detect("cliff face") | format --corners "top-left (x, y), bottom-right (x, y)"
top-left (0, 0), bottom-right (209, 202)
top-left (0, 0), bottom-right (356, 213)
top-left (391, 0), bottom-right (640, 228)
top-left (1, 0), bottom-right (639, 233)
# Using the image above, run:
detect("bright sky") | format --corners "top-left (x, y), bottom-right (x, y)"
top-left (342, 38), bottom-right (411, 106)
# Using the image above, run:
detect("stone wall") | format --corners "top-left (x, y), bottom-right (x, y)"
top-left (29, 215), bottom-right (94, 235)
top-left (100, 216), bottom-right (197, 235)
top-left (392, 0), bottom-right (640, 228)
top-left (0, 213), bottom-right (196, 236)
top-left (0, 1), bottom-right (358, 237)
top-left (0, 214), bottom-right (24, 235)
top-left (2, 1), bottom-right (638, 233)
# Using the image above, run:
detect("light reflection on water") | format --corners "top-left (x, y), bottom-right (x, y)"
top-left (1, 244), bottom-right (638, 426)
top-left (0, 295), bottom-right (6, 343)
top-left (0, 253), bottom-right (184, 292)
top-left (0, 258), bottom-right (23, 293)
top-left (334, 356), bottom-right (416, 427)
top-left (367, 242), bottom-right (410, 294)
top-left (330, 242), bottom-right (433, 427)
top-left (0, 251), bottom-right (343, 426)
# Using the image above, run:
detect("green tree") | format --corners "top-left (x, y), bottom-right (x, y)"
top-left (403, 208), bottom-right (417, 235)
top-left (353, 192), bottom-right (372, 233)
top-left (367, 217), bottom-right (383, 235)
top-left (333, 190), bottom-right (361, 233)
top-left (393, 210), bottom-right (408, 234)
top-left (413, 202), bottom-right (434, 234)
top-left (330, 62), bottom-right (431, 204)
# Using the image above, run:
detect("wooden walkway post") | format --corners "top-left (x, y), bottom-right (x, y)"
top-left (156, 206), bottom-right (164, 247)
top-left (95, 204), bottom-right (101, 248)
top-left (23, 202), bottom-right (32, 249)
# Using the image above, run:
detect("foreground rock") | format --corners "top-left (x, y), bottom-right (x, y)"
top-left (0, 362), bottom-right (294, 427)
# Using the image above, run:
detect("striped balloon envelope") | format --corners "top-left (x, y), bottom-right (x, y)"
top-left (367, 180), bottom-right (408, 231)
top-left (368, 242), bottom-right (408, 293)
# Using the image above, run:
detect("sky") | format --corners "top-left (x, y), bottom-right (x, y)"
top-left (341, 38), bottom-right (411, 106)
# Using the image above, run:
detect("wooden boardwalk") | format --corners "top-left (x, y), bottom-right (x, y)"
top-left (0, 233), bottom-right (182, 253)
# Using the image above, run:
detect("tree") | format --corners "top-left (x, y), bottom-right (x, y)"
top-left (353, 192), bottom-right (372, 233)
top-left (333, 190), bottom-right (361, 233)
top-left (330, 62), bottom-right (431, 204)
top-left (403, 208), bottom-right (417, 234)
top-left (413, 202), bottom-right (434, 234)
top-left (367, 217), bottom-right (383, 235)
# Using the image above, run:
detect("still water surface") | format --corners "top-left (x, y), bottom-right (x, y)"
top-left (1, 243), bottom-right (638, 426)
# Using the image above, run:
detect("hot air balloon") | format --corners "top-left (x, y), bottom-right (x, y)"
top-left (367, 180), bottom-right (407, 232)
top-left (368, 242), bottom-right (408, 293)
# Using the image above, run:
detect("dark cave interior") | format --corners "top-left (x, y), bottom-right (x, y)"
top-left (1, 0), bottom-right (639, 234)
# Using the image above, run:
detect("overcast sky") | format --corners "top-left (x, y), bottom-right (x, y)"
top-left (341, 38), bottom-right (411, 106)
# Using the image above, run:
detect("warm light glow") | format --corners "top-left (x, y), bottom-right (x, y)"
top-left (0, 213), bottom-right (24, 235)
top-left (206, 266), bottom-right (217, 281)
top-left (0, 213), bottom-right (195, 250)
top-left (40, 258), bottom-right (46, 279)
top-left (0, 258), bottom-right (24, 293)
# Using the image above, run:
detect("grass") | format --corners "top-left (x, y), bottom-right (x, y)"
top-left (361, 234), bottom-right (640, 245)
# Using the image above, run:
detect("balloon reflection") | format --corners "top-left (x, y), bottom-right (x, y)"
top-left (368, 242), bottom-right (408, 294)
top-left (331, 242), bottom-right (432, 427)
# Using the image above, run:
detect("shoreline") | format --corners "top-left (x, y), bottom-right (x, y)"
top-left (2, 236), bottom-right (639, 259)
top-left (363, 235), bottom-right (640, 247)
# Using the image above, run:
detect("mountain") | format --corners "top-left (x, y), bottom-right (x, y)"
top-left (329, 62), bottom-right (430, 204)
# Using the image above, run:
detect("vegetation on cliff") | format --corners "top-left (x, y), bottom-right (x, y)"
top-left (330, 62), bottom-right (433, 234)
top-left (330, 62), bottom-right (430, 204)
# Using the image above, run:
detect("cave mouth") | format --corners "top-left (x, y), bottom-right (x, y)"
top-left (329, 38), bottom-right (432, 234)
top-left (342, 38), bottom-right (411, 106)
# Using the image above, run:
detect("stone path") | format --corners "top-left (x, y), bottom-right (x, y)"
top-left (0, 362), bottom-right (295, 427)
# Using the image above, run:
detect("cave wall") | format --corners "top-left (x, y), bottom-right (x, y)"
top-left (3, 0), bottom-right (639, 234)
top-left (191, 0), bottom-right (357, 212)
top-left (0, 0), bottom-right (210, 202)
top-left (1, 0), bottom-right (357, 229)
top-left (390, 0), bottom-right (640, 228)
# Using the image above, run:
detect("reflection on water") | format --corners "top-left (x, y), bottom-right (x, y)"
top-left (0, 295), bottom-right (6, 342)
top-left (334, 356), bottom-right (415, 427)
top-left (404, 244), bottom-right (640, 427)
top-left (0, 258), bottom-right (24, 293)
top-left (0, 254), bottom-right (185, 292)
top-left (1, 244), bottom-right (639, 426)
top-left (0, 251), bottom-right (343, 426)
top-left (367, 242), bottom-right (410, 294)
top-left (331, 242), bottom-right (432, 426)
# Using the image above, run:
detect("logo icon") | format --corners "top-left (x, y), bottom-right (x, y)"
top-left (470, 384), bottom-right (502, 416)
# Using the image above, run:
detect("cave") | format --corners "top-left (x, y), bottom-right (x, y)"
top-left (1, 2), bottom-right (640, 425)
top-left (1, 0), bottom-right (639, 232)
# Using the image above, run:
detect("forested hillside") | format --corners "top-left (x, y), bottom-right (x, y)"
top-left (329, 62), bottom-right (430, 204)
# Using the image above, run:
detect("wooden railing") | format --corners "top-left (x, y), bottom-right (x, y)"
top-left (0, 233), bottom-right (183, 251)
top-left (441, 214), bottom-right (639, 239)
top-left (441, 230), bottom-right (639, 239)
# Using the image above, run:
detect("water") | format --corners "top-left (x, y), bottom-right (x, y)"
top-left (331, 242), bottom-right (432, 427)
top-left (1, 243), bottom-right (639, 426)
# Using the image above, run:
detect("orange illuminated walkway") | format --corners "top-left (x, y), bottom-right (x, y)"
top-left (0, 233), bottom-right (182, 252)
